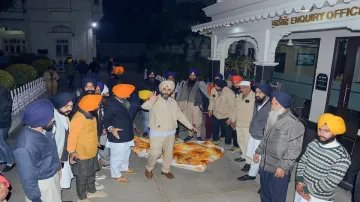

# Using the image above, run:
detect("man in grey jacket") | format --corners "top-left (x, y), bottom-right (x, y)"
top-left (237, 83), bottom-right (272, 182)
top-left (254, 91), bottom-right (305, 202)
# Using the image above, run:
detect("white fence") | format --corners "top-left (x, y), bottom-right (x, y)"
top-left (10, 78), bottom-right (47, 116)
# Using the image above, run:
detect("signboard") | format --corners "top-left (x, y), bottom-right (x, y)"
top-left (272, 6), bottom-right (360, 27)
top-left (315, 73), bottom-right (328, 91)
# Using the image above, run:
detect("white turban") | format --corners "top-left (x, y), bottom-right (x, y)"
top-left (159, 81), bottom-right (175, 92)
top-left (240, 81), bottom-right (251, 86)
top-left (101, 85), bottom-right (109, 95)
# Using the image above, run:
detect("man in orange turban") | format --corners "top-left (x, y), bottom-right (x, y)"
top-left (295, 113), bottom-right (350, 202)
top-left (106, 66), bottom-right (125, 95)
top-left (103, 84), bottom-right (137, 184)
top-left (67, 94), bottom-right (108, 201)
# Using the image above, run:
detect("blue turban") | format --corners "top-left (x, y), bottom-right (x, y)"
top-left (165, 72), bottom-right (176, 79)
top-left (253, 83), bottom-right (273, 96)
top-left (214, 73), bottom-right (223, 80)
top-left (81, 77), bottom-right (96, 90)
top-left (214, 79), bottom-right (227, 88)
top-left (271, 91), bottom-right (292, 109)
top-left (20, 99), bottom-right (54, 127)
top-left (97, 82), bottom-right (105, 92)
top-left (188, 68), bottom-right (199, 76)
top-left (50, 92), bottom-right (75, 109)
top-left (225, 71), bottom-right (236, 78)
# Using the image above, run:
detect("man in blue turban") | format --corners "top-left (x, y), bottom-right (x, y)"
top-left (14, 99), bottom-right (62, 202)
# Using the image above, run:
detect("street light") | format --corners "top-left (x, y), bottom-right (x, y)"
top-left (91, 22), bottom-right (97, 28)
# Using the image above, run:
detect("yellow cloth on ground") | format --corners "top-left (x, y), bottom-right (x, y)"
top-left (132, 136), bottom-right (224, 172)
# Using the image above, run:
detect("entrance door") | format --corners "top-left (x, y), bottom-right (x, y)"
top-left (327, 37), bottom-right (360, 188)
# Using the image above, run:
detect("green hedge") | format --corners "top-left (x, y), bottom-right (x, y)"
top-left (0, 70), bottom-right (15, 90)
top-left (6, 64), bottom-right (37, 86)
top-left (32, 59), bottom-right (53, 78)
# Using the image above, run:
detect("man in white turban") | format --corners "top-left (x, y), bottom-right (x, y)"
top-left (142, 81), bottom-right (197, 179)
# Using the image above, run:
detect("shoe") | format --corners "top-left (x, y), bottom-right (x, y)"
top-left (87, 191), bottom-right (107, 198)
top-left (224, 144), bottom-right (232, 150)
top-left (143, 132), bottom-right (148, 137)
top-left (196, 136), bottom-right (203, 141)
top-left (78, 199), bottom-right (92, 202)
top-left (184, 136), bottom-right (193, 142)
top-left (145, 170), bottom-right (153, 179)
top-left (212, 140), bottom-right (221, 145)
top-left (234, 158), bottom-right (245, 162)
top-left (237, 175), bottom-right (256, 181)
top-left (95, 183), bottom-right (104, 191)
top-left (161, 172), bottom-right (175, 179)
top-left (95, 173), bottom-right (106, 180)
top-left (257, 188), bottom-right (261, 194)
top-left (229, 147), bottom-right (240, 153)
top-left (241, 164), bottom-right (251, 172)
top-left (102, 165), bottom-right (110, 170)
top-left (2, 164), bottom-right (15, 172)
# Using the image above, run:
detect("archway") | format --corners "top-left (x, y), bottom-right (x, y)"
top-left (0, 28), bottom-right (26, 56)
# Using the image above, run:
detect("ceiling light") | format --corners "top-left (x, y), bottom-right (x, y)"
top-left (91, 22), bottom-right (97, 28)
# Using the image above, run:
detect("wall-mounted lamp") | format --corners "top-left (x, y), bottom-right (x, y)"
top-left (91, 22), bottom-right (98, 28)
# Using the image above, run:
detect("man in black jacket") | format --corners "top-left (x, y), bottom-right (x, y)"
top-left (138, 69), bottom-right (160, 137)
top-left (103, 84), bottom-right (136, 184)
top-left (0, 85), bottom-right (15, 172)
top-left (89, 57), bottom-right (100, 82)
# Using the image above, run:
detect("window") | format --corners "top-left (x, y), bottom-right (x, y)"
top-left (16, 46), bottom-right (20, 54)
top-left (55, 39), bottom-right (69, 57)
top-left (38, 49), bottom-right (48, 55)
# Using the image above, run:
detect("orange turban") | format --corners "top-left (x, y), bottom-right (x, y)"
top-left (231, 75), bottom-right (243, 83)
top-left (78, 94), bottom-right (102, 112)
top-left (317, 113), bottom-right (346, 135)
top-left (112, 84), bottom-right (135, 98)
top-left (113, 66), bottom-right (125, 75)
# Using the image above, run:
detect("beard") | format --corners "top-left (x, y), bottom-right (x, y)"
top-left (84, 90), bottom-right (95, 95)
top-left (318, 136), bottom-right (336, 145)
top-left (255, 96), bottom-right (266, 105)
top-left (149, 77), bottom-right (155, 83)
top-left (59, 110), bottom-right (71, 116)
top-left (161, 93), bottom-right (170, 100)
top-left (266, 108), bottom-right (285, 128)
top-left (188, 79), bottom-right (196, 87)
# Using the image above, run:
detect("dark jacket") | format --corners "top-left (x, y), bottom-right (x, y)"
top-left (0, 85), bottom-right (12, 128)
top-left (13, 127), bottom-right (60, 202)
top-left (138, 79), bottom-right (160, 93)
top-left (255, 110), bottom-right (305, 174)
top-left (89, 61), bottom-right (100, 73)
top-left (249, 99), bottom-right (271, 140)
top-left (106, 76), bottom-right (123, 94)
top-left (103, 96), bottom-right (134, 143)
top-left (77, 62), bottom-right (89, 74)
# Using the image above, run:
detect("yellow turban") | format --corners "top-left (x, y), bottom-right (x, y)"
top-left (317, 113), bottom-right (346, 135)
top-left (67, 59), bottom-right (72, 63)
top-left (138, 90), bottom-right (151, 100)
top-left (159, 81), bottom-right (175, 92)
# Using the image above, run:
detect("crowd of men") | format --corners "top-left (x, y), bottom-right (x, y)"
top-left (0, 62), bottom-right (359, 202)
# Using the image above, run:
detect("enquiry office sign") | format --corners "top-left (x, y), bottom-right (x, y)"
top-left (272, 6), bottom-right (360, 26)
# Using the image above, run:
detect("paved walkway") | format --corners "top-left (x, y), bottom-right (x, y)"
top-left (4, 69), bottom-right (352, 202)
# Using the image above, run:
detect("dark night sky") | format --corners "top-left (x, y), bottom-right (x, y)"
top-left (97, 0), bottom-right (164, 43)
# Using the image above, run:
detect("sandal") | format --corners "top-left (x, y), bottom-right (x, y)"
top-left (114, 176), bottom-right (129, 184)
top-left (121, 169), bottom-right (137, 174)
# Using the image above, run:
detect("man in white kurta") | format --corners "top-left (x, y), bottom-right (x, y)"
top-left (50, 92), bottom-right (75, 189)
top-left (237, 83), bottom-right (272, 182)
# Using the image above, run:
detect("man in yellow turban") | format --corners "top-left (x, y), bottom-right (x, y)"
top-left (295, 113), bottom-right (350, 202)
top-left (142, 81), bottom-right (197, 179)
top-left (103, 84), bottom-right (137, 184)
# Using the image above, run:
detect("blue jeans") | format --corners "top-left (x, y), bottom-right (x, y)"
top-left (142, 110), bottom-right (149, 133)
top-left (259, 168), bottom-right (289, 202)
top-left (0, 127), bottom-right (14, 165)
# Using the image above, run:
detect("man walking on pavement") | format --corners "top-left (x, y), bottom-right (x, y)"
top-left (65, 58), bottom-right (76, 90)
top-left (142, 81), bottom-right (197, 179)
top-left (237, 83), bottom-right (272, 183)
top-left (233, 81), bottom-right (255, 172)
top-left (228, 75), bottom-right (243, 153)
top-left (208, 79), bottom-right (235, 147)
top-left (77, 58), bottom-right (90, 81)
top-left (14, 99), bottom-right (62, 202)
top-left (0, 85), bottom-right (15, 172)
top-left (254, 91), bottom-right (305, 202)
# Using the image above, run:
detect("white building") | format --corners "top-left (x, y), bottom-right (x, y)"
top-left (0, 0), bottom-right (103, 62)
top-left (192, 0), bottom-right (360, 191)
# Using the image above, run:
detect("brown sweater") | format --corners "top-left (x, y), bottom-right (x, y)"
top-left (208, 87), bottom-right (236, 121)
top-left (141, 96), bottom-right (193, 132)
top-left (235, 91), bottom-right (255, 128)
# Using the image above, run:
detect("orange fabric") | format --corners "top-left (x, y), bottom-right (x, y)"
top-left (112, 84), bottom-right (135, 98)
top-left (78, 94), bottom-right (102, 112)
top-left (67, 111), bottom-right (98, 160)
top-left (113, 66), bottom-right (125, 75)
top-left (231, 75), bottom-right (243, 83)
top-left (0, 175), bottom-right (10, 188)
top-left (207, 83), bottom-right (215, 96)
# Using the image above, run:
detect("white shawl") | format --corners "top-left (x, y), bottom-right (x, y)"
top-left (52, 109), bottom-right (70, 158)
